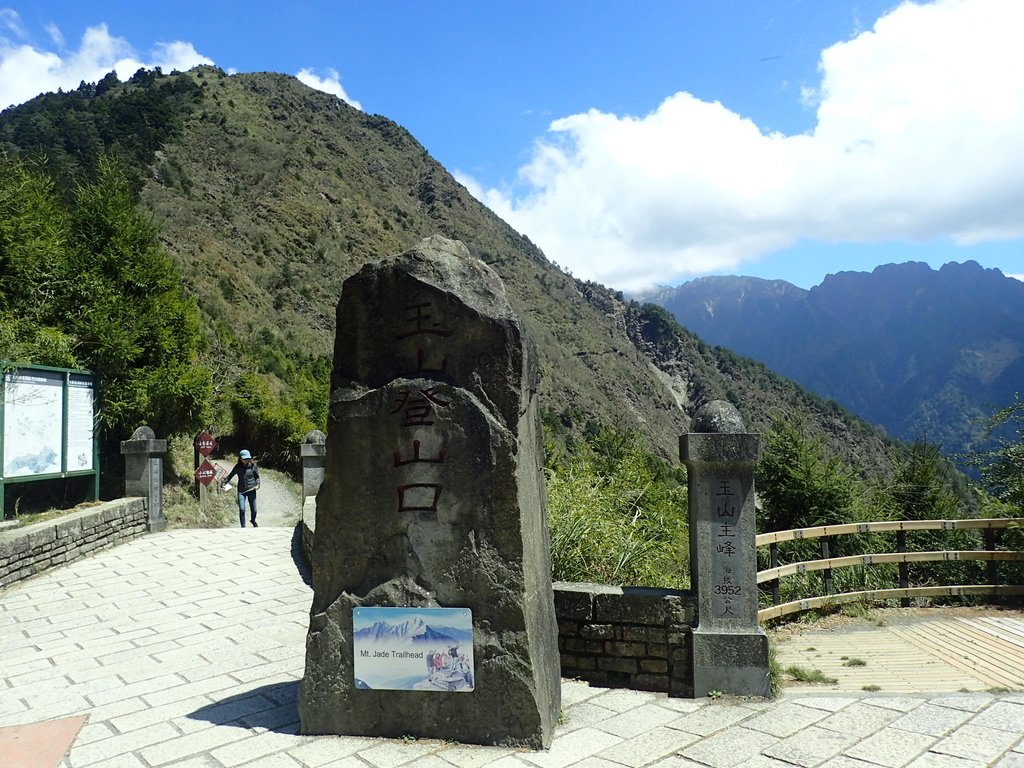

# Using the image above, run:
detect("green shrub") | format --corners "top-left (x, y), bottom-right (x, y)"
top-left (546, 430), bottom-right (689, 588)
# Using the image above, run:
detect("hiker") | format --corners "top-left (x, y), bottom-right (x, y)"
top-left (223, 449), bottom-right (261, 527)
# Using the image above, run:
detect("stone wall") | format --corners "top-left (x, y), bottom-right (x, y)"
top-left (0, 498), bottom-right (148, 590)
top-left (554, 582), bottom-right (696, 696)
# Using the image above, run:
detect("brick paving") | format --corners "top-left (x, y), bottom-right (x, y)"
top-left (1, 528), bottom-right (1023, 767)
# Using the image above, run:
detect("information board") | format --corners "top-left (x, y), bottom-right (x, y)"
top-left (3, 369), bottom-right (64, 478)
top-left (66, 374), bottom-right (96, 472)
top-left (352, 607), bottom-right (474, 692)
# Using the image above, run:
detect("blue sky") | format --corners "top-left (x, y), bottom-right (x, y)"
top-left (3, 1), bottom-right (1023, 291)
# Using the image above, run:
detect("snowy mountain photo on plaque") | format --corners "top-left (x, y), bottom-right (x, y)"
top-left (352, 607), bottom-right (474, 692)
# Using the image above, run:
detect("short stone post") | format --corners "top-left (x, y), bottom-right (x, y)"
top-left (121, 426), bottom-right (167, 533)
top-left (300, 429), bottom-right (327, 497)
top-left (681, 401), bottom-right (769, 697)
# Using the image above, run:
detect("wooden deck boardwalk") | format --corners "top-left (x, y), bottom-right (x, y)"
top-left (772, 608), bottom-right (1024, 693)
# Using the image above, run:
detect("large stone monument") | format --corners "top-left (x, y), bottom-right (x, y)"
top-left (299, 236), bottom-right (561, 748)
top-left (681, 401), bottom-right (770, 697)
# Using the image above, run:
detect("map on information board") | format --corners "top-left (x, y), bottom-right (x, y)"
top-left (352, 607), bottom-right (474, 692)
top-left (3, 370), bottom-right (63, 478)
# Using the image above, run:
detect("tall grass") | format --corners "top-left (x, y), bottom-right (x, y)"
top-left (546, 431), bottom-right (689, 589)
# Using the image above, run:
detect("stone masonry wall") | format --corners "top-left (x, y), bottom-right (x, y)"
top-left (553, 582), bottom-right (696, 697)
top-left (0, 498), bottom-right (148, 590)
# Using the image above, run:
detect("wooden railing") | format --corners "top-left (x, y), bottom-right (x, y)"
top-left (756, 518), bottom-right (1024, 621)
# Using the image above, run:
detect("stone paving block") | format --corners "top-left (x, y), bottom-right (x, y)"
top-left (539, 757), bottom-right (622, 768)
top-left (819, 759), bottom-right (899, 768)
top-left (108, 694), bottom-right (214, 734)
top-left (971, 701), bottom-right (1024, 733)
top-left (666, 703), bottom-right (756, 737)
top-left (596, 724), bottom-right (700, 767)
top-left (143, 673), bottom-right (243, 707)
top-left (651, 698), bottom-right (707, 715)
top-left (742, 701), bottom-right (828, 737)
top-left (315, 754), bottom-right (372, 768)
top-left (72, 721), bottom-right (116, 747)
top-left (557, 702), bottom-right (619, 733)
top-left (231, 752), bottom-right (305, 767)
top-left (229, 658), bottom-right (304, 684)
top-left (843, 727), bottom-right (937, 768)
top-left (928, 694), bottom-right (995, 713)
top-left (86, 673), bottom-right (185, 707)
top-left (345, 739), bottom-right (441, 768)
top-left (864, 697), bottom-right (931, 712)
top-left (780, 695), bottom-right (856, 713)
top-left (519, 727), bottom-right (623, 768)
top-left (995, 752), bottom-right (1024, 768)
top-left (816, 701), bottom-right (902, 738)
top-left (586, 689), bottom-right (660, 714)
top-left (64, 721), bottom-right (179, 766)
top-left (402, 755), bottom-right (459, 768)
top-left (595, 703), bottom-right (681, 738)
top-left (762, 725), bottom-right (859, 768)
top-left (285, 735), bottom-right (376, 767)
top-left (238, 702), bottom-right (300, 733)
top-left (889, 703), bottom-right (973, 737)
top-left (679, 726), bottom-right (780, 768)
top-left (8, 694), bottom-right (92, 724)
top-left (905, 751), bottom-right (989, 767)
top-left (137, 723), bottom-right (248, 766)
top-left (75, 753), bottom-right (147, 768)
top-left (928, 723), bottom-right (1020, 764)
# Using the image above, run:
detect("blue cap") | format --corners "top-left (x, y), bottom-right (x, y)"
top-left (240, 450), bottom-right (252, 459)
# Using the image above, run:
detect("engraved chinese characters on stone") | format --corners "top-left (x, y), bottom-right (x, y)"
top-left (711, 476), bottom-right (743, 618)
top-left (391, 302), bottom-right (453, 515)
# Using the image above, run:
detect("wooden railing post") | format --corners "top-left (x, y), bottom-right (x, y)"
top-left (985, 528), bottom-right (998, 587)
top-left (897, 530), bottom-right (910, 608)
top-left (820, 537), bottom-right (833, 595)
top-left (770, 543), bottom-right (780, 605)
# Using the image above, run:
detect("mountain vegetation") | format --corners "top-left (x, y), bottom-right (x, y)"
top-left (645, 263), bottom-right (1024, 460)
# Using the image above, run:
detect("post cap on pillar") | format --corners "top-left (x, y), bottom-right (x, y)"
top-left (692, 400), bottom-right (745, 434)
top-left (301, 429), bottom-right (327, 458)
top-left (121, 425), bottom-right (167, 454)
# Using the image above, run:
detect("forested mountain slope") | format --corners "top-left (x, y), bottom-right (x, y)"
top-left (0, 67), bottom-right (895, 475)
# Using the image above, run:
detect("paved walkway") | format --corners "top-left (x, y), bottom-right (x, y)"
top-left (2, 529), bottom-right (1023, 768)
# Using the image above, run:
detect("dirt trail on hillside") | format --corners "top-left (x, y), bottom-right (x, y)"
top-left (212, 460), bottom-right (301, 527)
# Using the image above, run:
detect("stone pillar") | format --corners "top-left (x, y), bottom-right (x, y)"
top-left (299, 236), bottom-right (560, 748)
top-left (121, 426), bottom-right (167, 533)
top-left (300, 430), bottom-right (327, 498)
top-left (681, 401), bottom-right (769, 697)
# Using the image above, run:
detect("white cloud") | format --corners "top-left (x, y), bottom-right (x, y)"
top-left (474, 0), bottom-right (1024, 292)
top-left (297, 67), bottom-right (362, 110)
top-left (0, 19), bottom-right (212, 110)
top-left (0, 8), bottom-right (24, 38)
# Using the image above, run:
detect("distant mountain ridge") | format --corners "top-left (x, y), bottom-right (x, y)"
top-left (646, 261), bottom-right (1024, 456)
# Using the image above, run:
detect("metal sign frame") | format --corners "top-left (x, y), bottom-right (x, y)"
top-left (0, 363), bottom-right (100, 515)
